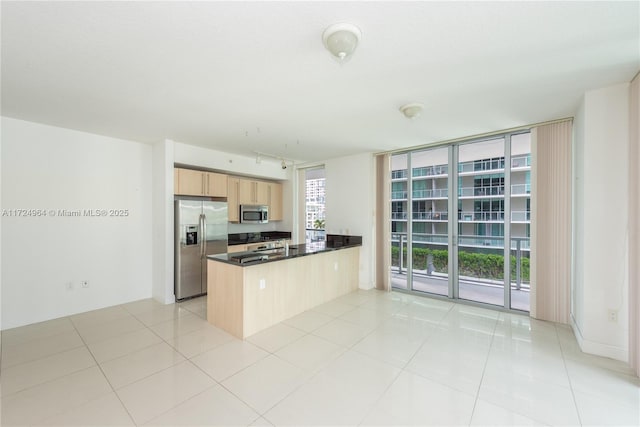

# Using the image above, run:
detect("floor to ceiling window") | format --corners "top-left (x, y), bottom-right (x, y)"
top-left (304, 167), bottom-right (325, 244)
top-left (389, 132), bottom-right (531, 312)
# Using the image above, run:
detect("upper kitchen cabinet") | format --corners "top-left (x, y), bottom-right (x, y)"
top-left (174, 168), bottom-right (228, 197)
top-left (238, 178), bottom-right (269, 205)
top-left (228, 177), bottom-right (283, 222)
top-left (268, 182), bottom-right (283, 221)
top-left (205, 172), bottom-right (228, 197)
top-left (228, 177), bottom-right (240, 222)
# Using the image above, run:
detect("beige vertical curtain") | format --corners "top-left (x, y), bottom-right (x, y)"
top-left (629, 72), bottom-right (639, 377)
top-left (296, 168), bottom-right (306, 244)
top-left (530, 120), bottom-right (573, 323)
top-left (375, 154), bottom-right (391, 291)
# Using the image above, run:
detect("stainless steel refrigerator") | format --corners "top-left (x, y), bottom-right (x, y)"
top-left (175, 198), bottom-right (228, 300)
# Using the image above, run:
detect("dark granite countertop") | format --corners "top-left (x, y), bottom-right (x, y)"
top-left (209, 235), bottom-right (362, 267)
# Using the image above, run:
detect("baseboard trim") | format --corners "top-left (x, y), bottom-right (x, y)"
top-left (570, 314), bottom-right (629, 362)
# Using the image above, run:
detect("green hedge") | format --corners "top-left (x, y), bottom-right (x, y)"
top-left (391, 246), bottom-right (529, 282)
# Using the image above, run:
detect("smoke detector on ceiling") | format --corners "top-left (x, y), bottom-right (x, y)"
top-left (399, 103), bottom-right (424, 119)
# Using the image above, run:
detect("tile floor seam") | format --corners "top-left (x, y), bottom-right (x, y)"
top-left (180, 357), bottom-right (224, 390)
top-left (69, 310), bottom-right (136, 425)
top-left (275, 334), bottom-right (349, 374)
top-left (93, 336), bottom-right (172, 366)
top-left (0, 326), bottom-right (77, 350)
top-left (355, 364), bottom-right (404, 427)
top-left (0, 344), bottom-right (98, 399)
top-left (395, 302), bottom-right (454, 371)
top-left (217, 364), bottom-right (311, 419)
top-left (62, 315), bottom-right (138, 426)
top-left (142, 383), bottom-right (236, 426)
top-left (247, 326), bottom-right (311, 354)
top-left (0, 333), bottom-right (86, 371)
top-left (555, 323), bottom-right (586, 427)
top-left (117, 359), bottom-right (217, 425)
top-left (216, 382), bottom-right (267, 417)
top-left (353, 316), bottom-right (386, 348)
top-left (99, 349), bottom-right (187, 391)
top-left (104, 347), bottom-right (191, 391)
top-left (468, 313), bottom-right (499, 425)
top-left (308, 325), bottom-right (371, 351)
top-left (281, 319), bottom-right (311, 334)
top-left (3, 366), bottom-right (110, 426)
top-left (142, 318), bottom-right (180, 350)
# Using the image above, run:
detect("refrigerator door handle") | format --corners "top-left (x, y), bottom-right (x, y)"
top-left (202, 213), bottom-right (207, 258)
top-left (199, 214), bottom-right (205, 257)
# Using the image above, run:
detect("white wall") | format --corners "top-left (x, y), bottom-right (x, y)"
top-left (572, 83), bottom-right (630, 362)
top-left (174, 142), bottom-right (288, 181)
top-left (1, 117), bottom-right (153, 329)
top-left (324, 153), bottom-right (375, 289)
top-left (152, 140), bottom-right (175, 304)
top-left (572, 99), bottom-right (586, 330)
top-left (1, 121), bottom-right (3, 332)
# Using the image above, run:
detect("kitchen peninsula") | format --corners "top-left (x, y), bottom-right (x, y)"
top-left (207, 235), bottom-right (362, 338)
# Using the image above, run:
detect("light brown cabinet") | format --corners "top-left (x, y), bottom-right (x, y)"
top-left (207, 246), bottom-right (360, 338)
top-left (228, 177), bottom-right (283, 222)
top-left (174, 168), bottom-right (228, 197)
top-left (238, 179), bottom-right (269, 205)
top-left (227, 244), bottom-right (247, 253)
top-left (227, 177), bottom-right (240, 222)
top-left (268, 183), bottom-right (283, 221)
top-left (205, 172), bottom-right (228, 197)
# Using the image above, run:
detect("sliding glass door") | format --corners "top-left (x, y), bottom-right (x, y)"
top-left (457, 137), bottom-right (506, 306)
top-left (390, 154), bottom-right (409, 290)
top-left (389, 132), bottom-right (531, 312)
top-left (409, 148), bottom-right (450, 297)
top-left (509, 133), bottom-right (532, 311)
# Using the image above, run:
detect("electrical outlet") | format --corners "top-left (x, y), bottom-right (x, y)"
top-left (66, 282), bottom-right (74, 291)
top-left (81, 280), bottom-right (89, 288)
top-left (259, 279), bottom-right (266, 290)
top-left (334, 262), bottom-right (338, 271)
top-left (608, 309), bottom-right (618, 323)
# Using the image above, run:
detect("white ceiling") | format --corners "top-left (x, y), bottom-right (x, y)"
top-left (2, 1), bottom-right (638, 163)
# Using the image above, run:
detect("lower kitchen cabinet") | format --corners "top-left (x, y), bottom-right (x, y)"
top-left (207, 246), bottom-right (360, 338)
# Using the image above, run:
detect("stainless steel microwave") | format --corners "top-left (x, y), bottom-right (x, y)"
top-left (240, 205), bottom-right (269, 224)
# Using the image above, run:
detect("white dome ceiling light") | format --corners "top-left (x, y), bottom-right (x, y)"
top-left (322, 23), bottom-right (362, 62)
top-left (399, 103), bottom-right (425, 119)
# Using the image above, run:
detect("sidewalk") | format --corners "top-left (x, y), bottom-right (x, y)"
top-left (391, 270), bottom-right (530, 311)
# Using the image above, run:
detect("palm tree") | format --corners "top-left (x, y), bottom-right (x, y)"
top-left (313, 218), bottom-right (325, 230)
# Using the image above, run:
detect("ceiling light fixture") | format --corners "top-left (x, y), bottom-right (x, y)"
top-left (253, 150), bottom-right (294, 169)
top-left (399, 103), bottom-right (424, 119)
top-left (322, 23), bottom-right (362, 62)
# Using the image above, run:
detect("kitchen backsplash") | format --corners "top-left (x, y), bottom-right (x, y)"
top-left (228, 221), bottom-right (279, 234)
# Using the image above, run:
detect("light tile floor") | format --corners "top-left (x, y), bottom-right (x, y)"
top-left (1, 290), bottom-right (638, 426)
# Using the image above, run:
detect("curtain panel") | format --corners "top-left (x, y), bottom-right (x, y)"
top-left (629, 73), bottom-right (640, 377)
top-left (375, 154), bottom-right (391, 291)
top-left (530, 120), bottom-right (573, 323)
